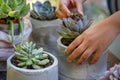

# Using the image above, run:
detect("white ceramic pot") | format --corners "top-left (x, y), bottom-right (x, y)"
top-left (7, 51), bottom-right (58, 80)
top-left (29, 17), bottom-right (61, 51)
top-left (57, 37), bottom-right (108, 80)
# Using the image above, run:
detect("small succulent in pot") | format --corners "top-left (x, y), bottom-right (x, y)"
top-left (58, 13), bottom-right (94, 46)
top-left (30, 1), bottom-right (57, 20)
top-left (12, 42), bottom-right (53, 69)
top-left (0, 0), bottom-right (30, 45)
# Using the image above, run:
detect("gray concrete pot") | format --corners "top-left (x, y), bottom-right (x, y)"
top-left (57, 37), bottom-right (108, 80)
top-left (29, 17), bottom-right (61, 51)
top-left (7, 51), bottom-right (58, 80)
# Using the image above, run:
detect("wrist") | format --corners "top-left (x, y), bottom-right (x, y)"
top-left (108, 11), bottom-right (120, 33)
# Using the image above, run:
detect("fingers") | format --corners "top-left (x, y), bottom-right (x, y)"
top-left (55, 8), bottom-right (66, 19)
top-left (65, 35), bottom-right (83, 54)
top-left (68, 42), bottom-right (87, 62)
top-left (60, 4), bottom-right (71, 16)
top-left (77, 47), bottom-right (95, 65)
top-left (89, 49), bottom-right (103, 64)
top-left (55, 3), bottom-right (71, 19)
top-left (75, 0), bottom-right (84, 16)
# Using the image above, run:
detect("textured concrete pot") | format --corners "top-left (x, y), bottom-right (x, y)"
top-left (29, 17), bottom-right (61, 50)
top-left (7, 51), bottom-right (58, 80)
top-left (57, 37), bottom-right (108, 80)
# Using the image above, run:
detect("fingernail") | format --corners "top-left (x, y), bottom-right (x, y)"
top-left (78, 10), bottom-right (84, 17)
top-left (67, 12), bottom-right (71, 17)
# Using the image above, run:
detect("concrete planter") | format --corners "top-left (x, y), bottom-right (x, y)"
top-left (7, 51), bottom-right (58, 80)
top-left (29, 17), bottom-right (61, 50)
top-left (57, 37), bottom-right (108, 80)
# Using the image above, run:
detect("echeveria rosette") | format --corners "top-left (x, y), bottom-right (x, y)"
top-left (99, 63), bottom-right (120, 80)
top-left (0, 0), bottom-right (30, 45)
top-left (58, 13), bottom-right (94, 46)
top-left (14, 42), bottom-right (51, 69)
top-left (30, 1), bottom-right (56, 20)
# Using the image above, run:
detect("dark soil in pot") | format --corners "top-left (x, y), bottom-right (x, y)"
top-left (61, 38), bottom-right (75, 46)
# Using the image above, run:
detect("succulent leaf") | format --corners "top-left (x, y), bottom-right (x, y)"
top-left (38, 59), bottom-right (50, 66)
top-left (7, 0), bottom-right (17, 9)
top-left (18, 62), bottom-right (26, 66)
top-left (32, 64), bottom-right (41, 69)
top-left (0, 0), bottom-right (4, 6)
top-left (26, 59), bottom-right (33, 65)
top-left (1, 4), bottom-right (12, 13)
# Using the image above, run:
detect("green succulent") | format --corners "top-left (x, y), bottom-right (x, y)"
top-left (58, 13), bottom-right (94, 46)
top-left (0, 0), bottom-right (30, 45)
top-left (30, 1), bottom-right (56, 20)
top-left (14, 42), bottom-right (52, 69)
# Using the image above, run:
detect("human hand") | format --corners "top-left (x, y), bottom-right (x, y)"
top-left (65, 14), bottom-right (120, 64)
top-left (55, 0), bottom-right (85, 19)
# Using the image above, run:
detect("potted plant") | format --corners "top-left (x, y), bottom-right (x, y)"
top-left (0, 0), bottom-right (31, 71)
top-left (57, 13), bottom-right (108, 80)
top-left (7, 42), bottom-right (58, 80)
top-left (29, 1), bottom-right (61, 50)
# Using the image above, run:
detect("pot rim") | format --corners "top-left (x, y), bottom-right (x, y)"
top-left (30, 16), bottom-right (59, 22)
top-left (57, 37), bottom-right (67, 49)
top-left (7, 51), bottom-right (58, 73)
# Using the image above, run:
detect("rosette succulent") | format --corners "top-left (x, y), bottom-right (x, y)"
top-left (12, 42), bottom-right (53, 69)
top-left (0, 0), bottom-right (30, 44)
top-left (99, 63), bottom-right (120, 80)
top-left (30, 1), bottom-right (56, 20)
top-left (58, 13), bottom-right (94, 46)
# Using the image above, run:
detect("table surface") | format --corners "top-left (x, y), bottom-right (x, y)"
top-left (0, 50), bottom-right (119, 80)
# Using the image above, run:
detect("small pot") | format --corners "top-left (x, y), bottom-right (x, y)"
top-left (57, 37), bottom-right (108, 80)
top-left (7, 51), bottom-right (58, 80)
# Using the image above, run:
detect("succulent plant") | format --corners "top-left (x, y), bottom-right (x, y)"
top-left (99, 63), bottom-right (120, 80)
top-left (30, 1), bottom-right (57, 20)
top-left (58, 13), bottom-right (94, 46)
top-left (0, 0), bottom-right (30, 45)
top-left (13, 42), bottom-right (52, 69)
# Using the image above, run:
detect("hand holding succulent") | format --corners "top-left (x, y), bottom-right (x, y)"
top-left (66, 11), bottom-right (120, 64)
top-left (58, 13), bottom-right (93, 46)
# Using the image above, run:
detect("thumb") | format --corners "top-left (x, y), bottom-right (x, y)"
top-left (76, 2), bottom-right (84, 16)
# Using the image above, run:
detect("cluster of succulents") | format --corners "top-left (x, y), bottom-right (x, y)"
top-left (30, 1), bottom-right (56, 20)
top-left (14, 42), bottom-right (52, 69)
top-left (58, 13), bottom-right (93, 46)
top-left (0, 0), bottom-right (30, 44)
top-left (99, 63), bottom-right (120, 80)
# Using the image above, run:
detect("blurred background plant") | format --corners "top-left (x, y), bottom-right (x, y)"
top-left (30, 0), bottom-right (57, 20)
